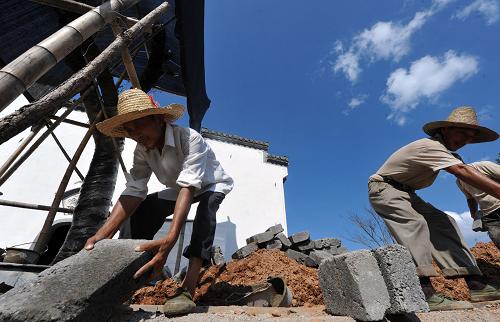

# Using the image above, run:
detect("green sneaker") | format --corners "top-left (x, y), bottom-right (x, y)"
top-left (163, 288), bottom-right (196, 316)
top-left (470, 284), bottom-right (500, 302)
top-left (426, 293), bottom-right (473, 311)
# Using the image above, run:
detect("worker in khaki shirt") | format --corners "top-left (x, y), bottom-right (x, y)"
top-left (368, 107), bottom-right (500, 311)
top-left (457, 161), bottom-right (500, 249)
top-left (84, 89), bottom-right (233, 315)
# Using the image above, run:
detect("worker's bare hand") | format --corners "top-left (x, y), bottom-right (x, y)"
top-left (133, 239), bottom-right (174, 280)
top-left (84, 234), bottom-right (105, 250)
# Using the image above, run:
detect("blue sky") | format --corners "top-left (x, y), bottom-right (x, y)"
top-left (154, 0), bottom-right (500, 249)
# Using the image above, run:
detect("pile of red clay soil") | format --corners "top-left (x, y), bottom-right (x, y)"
top-left (430, 241), bottom-right (500, 301)
top-left (132, 249), bottom-right (323, 307)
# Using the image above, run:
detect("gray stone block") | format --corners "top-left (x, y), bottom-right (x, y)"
top-left (309, 250), bottom-right (334, 265)
top-left (231, 242), bottom-right (259, 260)
top-left (285, 249), bottom-right (308, 264)
top-left (210, 245), bottom-right (225, 266)
top-left (263, 239), bottom-right (282, 250)
top-left (314, 238), bottom-right (341, 249)
top-left (275, 233), bottom-right (292, 249)
top-left (292, 240), bottom-right (316, 252)
top-left (319, 250), bottom-right (390, 321)
top-left (304, 256), bottom-right (318, 268)
top-left (246, 231), bottom-right (274, 245)
top-left (265, 224), bottom-right (284, 235)
top-left (288, 231), bottom-right (310, 244)
top-left (0, 239), bottom-right (153, 322)
top-left (372, 245), bottom-right (429, 314)
top-left (324, 245), bottom-right (348, 256)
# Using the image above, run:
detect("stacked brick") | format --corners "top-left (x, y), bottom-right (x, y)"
top-left (231, 225), bottom-right (347, 268)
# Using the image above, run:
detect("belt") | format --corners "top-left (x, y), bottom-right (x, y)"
top-left (381, 176), bottom-right (415, 193)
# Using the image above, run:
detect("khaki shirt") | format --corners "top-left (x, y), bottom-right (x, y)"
top-left (456, 161), bottom-right (500, 215)
top-left (370, 138), bottom-right (462, 190)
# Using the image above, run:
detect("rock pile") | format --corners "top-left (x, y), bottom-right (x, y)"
top-left (231, 224), bottom-right (347, 268)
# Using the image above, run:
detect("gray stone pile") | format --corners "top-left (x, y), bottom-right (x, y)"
top-left (319, 244), bottom-right (429, 321)
top-left (231, 225), bottom-right (347, 268)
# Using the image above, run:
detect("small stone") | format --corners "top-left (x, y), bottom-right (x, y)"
top-left (246, 231), bottom-right (274, 245)
top-left (275, 233), bottom-right (292, 249)
top-left (324, 245), bottom-right (348, 256)
top-left (285, 249), bottom-right (308, 264)
top-left (210, 245), bottom-right (225, 266)
top-left (292, 240), bottom-right (316, 252)
top-left (304, 256), bottom-right (318, 268)
top-left (266, 224), bottom-right (284, 235)
top-left (313, 238), bottom-right (341, 249)
top-left (232, 242), bottom-right (259, 260)
top-left (288, 231), bottom-right (310, 244)
top-left (263, 239), bottom-right (282, 250)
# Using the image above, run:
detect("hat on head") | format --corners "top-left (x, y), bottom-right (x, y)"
top-left (96, 88), bottom-right (184, 138)
top-left (423, 106), bottom-right (498, 143)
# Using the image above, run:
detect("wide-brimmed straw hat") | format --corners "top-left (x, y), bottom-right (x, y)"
top-left (96, 89), bottom-right (184, 138)
top-left (423, 106), bottom-right (498, 143)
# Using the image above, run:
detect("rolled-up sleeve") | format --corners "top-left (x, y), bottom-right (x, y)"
top-left (121, 144), bottom-right (152, 200)
top-left (176, 132), bottom-right (208, 190)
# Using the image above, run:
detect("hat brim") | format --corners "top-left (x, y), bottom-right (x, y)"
top-left (96, 104), bottom-right (184, 138)
top-left (423, 121), bottom-right (499, 143)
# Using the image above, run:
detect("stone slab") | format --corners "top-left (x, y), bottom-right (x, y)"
top-left (0, 239), bottom-right (153, 322)
top-left (285, 249), bottom-right (308, 264)
top-left (263, 239), bottom-right (282, 250)
top-left (319, 250), bottom-right (390, 321)
top-left (372, 245), bottom-right (429, 314)
top-left (324, 245), bottom-right (348, 256)
top-left (275, 233), bottom-right (292, 249)
top-left (288, 231), bottom-right (310, 244)
top-left (293, 240), bottom-right (316, 252)
top-left (246, 231), bottom-right (274, 245)
top-left (265, 224), bottom-right (284, 236)
top-left (314, 238), bottom-right (341, 250)
top-left (232, 242), bottom-right (259, 260)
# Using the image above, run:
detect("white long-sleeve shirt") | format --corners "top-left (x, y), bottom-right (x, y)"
top-left (121, 123), bottom-right (233, 201)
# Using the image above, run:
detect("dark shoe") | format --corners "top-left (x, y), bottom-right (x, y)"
top-left (470, 284), bottom-right (500, 302)
top-left (163, 288), bottom-right (196, 316)
top-left (426, 293), bottom-right (473, 311)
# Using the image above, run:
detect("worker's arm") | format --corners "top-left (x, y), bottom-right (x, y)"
top-left (446, 164), bottom-right (500, 200)
top-left (133, 186), bottom-right (195, 279)
top-left (84, 195), bottom-right (142, 250)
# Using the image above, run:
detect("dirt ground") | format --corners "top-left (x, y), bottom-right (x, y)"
top-left (132, 242), bottom-right (500, 307)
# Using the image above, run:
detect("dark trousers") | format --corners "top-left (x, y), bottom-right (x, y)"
top-left (482, 209), bottom-right (500, 250)
top-left (128, 191), bottom-right (225, 262)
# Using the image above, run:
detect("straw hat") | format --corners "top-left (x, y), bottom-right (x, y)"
top-left (96, 89), bottom-right (184, 138)
top-left (423, 106), bottom-right (498, 143)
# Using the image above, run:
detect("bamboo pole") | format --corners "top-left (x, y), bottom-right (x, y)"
top-left (0, 199), bottom-right (73, 214)
top-left (0, 124), bottom-right (44, 178)
top-left (33, 111), bottom-right (103, 254)
top-left (0, 0), bottom-right (144, 112)
top-left (49, 116), bottom-right (90, 129)
top-left (0, 2), bottom-right (170, 145)
top-left (111, 22), bottom-right (142, 89)
top-left (30, 0), bottom-right (138, 27)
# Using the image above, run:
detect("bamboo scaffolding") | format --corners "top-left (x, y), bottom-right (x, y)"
top-left (30, 0), bottom-right (138, 27)
top-left (112, 22), bottom-right (142, 89)
top-left (0, 2), bottom-right (170, 145)
top-left (0, 0), bottom-right (143, 111)
top-left (49, 116), bottom-right (90, 129)
top-left (33, 111), bottom-right (103, 254)
top-left (0, 199), bottom-right (73, 214)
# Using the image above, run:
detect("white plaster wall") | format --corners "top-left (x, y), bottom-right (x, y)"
top-left (0, 96), bottom-right (288, 266)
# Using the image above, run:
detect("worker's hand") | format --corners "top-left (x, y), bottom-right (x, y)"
top-left (133, 238), bottom-right (174, 280)
top-left (84, 233), bottom-right (108, 251)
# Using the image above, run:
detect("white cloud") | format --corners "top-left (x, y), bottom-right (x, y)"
top-left (348, 95), bottom-right (367, 109)
top-left (381, 50), bottom-right (478, 125)
top-left (455, 0), bottom-right (500, 25)
top-left (332, 0), bottom-right (452, 82)
top-left (445, 210), bottom-right (490, 247)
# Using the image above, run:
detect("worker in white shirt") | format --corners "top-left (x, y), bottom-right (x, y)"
top-left (85, 89), bottom-right (233, 315)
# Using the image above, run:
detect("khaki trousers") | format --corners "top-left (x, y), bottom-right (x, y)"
top-left (368, 181), bottom-right (481, 277)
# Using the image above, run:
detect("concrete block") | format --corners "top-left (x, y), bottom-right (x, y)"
top-left (275, 233), bottom-right (292, 249)
top-left (0, 239), bottom-right (153, 322)
top-left (285, 249), bottom-right (308, 264)
top-left (314, 238), bottom-right (341, 249)
top-left (210, 245), bottom-right (225, 266)
top-left (372, 245), bottom-right (429, 314)
top-left (232, 242), bottom-right (259, 260)
top-left (309, 250), bottom-right (334, 265)
top-left (246, 231), bottom-right (274, 245)
top-left (319, 250), bottom-right (390, 321)
top-left (292, 240), bottom-right (316, 252)
top-left (263, 239), bottom-right (282, 250)
top-left (288, 231), bottom-right (310, 244)
top-left (265, 224), bottom-right (284, 235)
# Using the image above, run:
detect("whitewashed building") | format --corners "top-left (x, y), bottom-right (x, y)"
top-left (0, 96), bottom-right (288, 270)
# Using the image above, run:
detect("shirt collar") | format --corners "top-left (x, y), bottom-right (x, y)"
top-left (164, 123), bottom-right (175, 148)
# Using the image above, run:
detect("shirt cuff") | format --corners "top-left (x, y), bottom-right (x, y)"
top-left (176, 171), bottom-right (202, 190)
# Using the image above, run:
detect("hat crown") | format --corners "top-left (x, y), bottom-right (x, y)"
top-left (117, 88), bottom-right (156, 115)
top-left (446, 106), bottom-right (478, 126)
